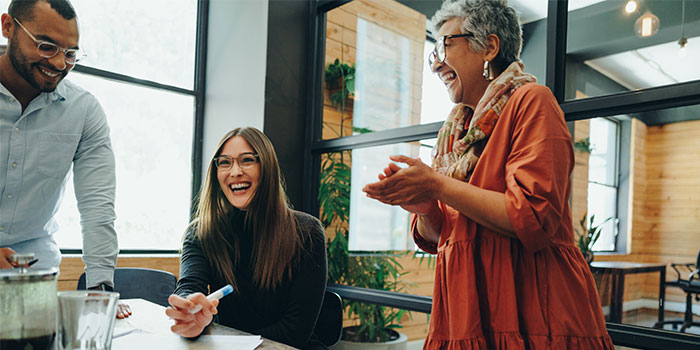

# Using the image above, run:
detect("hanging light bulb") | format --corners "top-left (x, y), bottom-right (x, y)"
top-left (625, 0), bottom-right (638, 14)
top-left (678, 0), bottom-right (688, 57)
top-left (634, 10), bottom-right (660, 37)
top-left (678, 37), bottom-right (688, 57)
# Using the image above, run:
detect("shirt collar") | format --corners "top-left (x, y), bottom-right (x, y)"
top-left (50, 80), bottom-right (67, 102)
top-left (0, 81), bottom-right (12, 98)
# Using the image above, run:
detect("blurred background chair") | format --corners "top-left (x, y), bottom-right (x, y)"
top-left (313, 290), bottom-right (343, 347)
top-left (77, 267), bottom-right (177, 307)
top-left (656, 249), bottom-right (700, 332)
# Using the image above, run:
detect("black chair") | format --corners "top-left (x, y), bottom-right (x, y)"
top-left (313, 290), bottom-right (343, 347)
top-left (77, 267), bottom-right (177, 307)
top-left (656, 250), bottom-right (700, 332)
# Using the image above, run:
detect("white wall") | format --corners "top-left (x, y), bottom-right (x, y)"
top-left (203, 0), bottom-right (268, 176)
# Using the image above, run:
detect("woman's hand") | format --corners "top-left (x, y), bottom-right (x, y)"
top-left (363, 155), bottom-right (440, 213)
top-left (166, 293), bottom-right (219, 338)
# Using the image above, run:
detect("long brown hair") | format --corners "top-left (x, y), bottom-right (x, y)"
top-left (192, 127), bottom-right (306, 292)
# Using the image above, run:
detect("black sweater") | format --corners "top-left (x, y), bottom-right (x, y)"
top-left (175, 210), bottom-right (328, 349)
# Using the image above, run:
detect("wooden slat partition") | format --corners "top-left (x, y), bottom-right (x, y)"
top-left (57, 256), bottom-right (180, 291)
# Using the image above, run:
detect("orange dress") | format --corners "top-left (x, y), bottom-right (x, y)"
top-left (413, 84), bottom-right (614, 350)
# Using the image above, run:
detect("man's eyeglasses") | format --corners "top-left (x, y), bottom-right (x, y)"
top-left (428, 33), bottom-right (474, 66)
top-left (214, 153), bottom-right (260, 171)
top-left (13, 18), bottom-right (85, 64)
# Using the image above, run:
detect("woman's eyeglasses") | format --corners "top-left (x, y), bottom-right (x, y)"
top-left (214, 153), bottom-right (259, 171)
top-left (428, 33), bottom-right (474, 66)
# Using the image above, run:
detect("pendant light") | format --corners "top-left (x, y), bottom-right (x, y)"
top-left (634, 9), bottom-right (660, 37)
top-left (678, 0), bottom-right (688, 57)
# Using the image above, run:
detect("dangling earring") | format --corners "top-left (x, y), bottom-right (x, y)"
top-left (482, 60), bottom-right (493, 80)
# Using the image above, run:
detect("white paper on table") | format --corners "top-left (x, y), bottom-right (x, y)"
top-left (111, 332), bottom-right (262, 350)
top-left (112, 326), bottom-right (136, 338)
top-left (114, 298), bottom-right (173, 335)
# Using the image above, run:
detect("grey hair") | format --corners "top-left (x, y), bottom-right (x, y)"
top-left (431, 0), bottom-right (522, 73)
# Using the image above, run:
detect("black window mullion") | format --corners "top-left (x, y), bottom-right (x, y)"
top-left (190, 0), bottom-right (209, 215)
top-left (73, 65), bottom-right (195, 96)
top-left (302, 2), bottom-right (328, 214)
top-left (562, 80), bottom-right (700, 122)
top-left (545, 0), bottom-right (568, 102)
top-left (312, 122), bottom-right (442, 153)
top-left (317, 0), bottom-right (353, 14)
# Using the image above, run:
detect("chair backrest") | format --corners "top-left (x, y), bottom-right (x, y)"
top-left (77, 267), bottom-right (177, 307)
top-left (313, 290), bottom-right (343, 347)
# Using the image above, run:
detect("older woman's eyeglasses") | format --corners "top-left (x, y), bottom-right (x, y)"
top-left (13, 18), bottom-right (85, 64)
top-left (214, 153), bottom-right (259, 171)
top-left (428, 33), bottom-right (474, 66)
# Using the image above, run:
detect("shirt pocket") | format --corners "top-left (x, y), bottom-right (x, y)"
top-left (39, 133), bottom-right (81, 179)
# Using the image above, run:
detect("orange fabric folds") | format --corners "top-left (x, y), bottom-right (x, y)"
top-left (412, 84), bottom-right (613, 350)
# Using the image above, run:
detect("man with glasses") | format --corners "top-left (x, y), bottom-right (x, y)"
top-left (0, 0), bottom-right (122, 310)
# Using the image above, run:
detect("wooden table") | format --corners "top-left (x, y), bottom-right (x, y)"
top-left (112, 298), bottom-right (296, 350)
top-left (589, 261), bottom-right (666, 325)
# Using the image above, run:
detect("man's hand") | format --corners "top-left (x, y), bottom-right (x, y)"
top-left (116, 303), bottom-right (132, 319)
top-left (88, 284), bottom-right (132, 318)
top-left (0, 247), bottom-right (18, 269)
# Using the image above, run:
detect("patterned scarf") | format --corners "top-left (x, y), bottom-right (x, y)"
top-left (432, 61), bottom-right (536, 181)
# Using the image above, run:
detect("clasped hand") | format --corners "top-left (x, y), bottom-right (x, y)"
top-left (362, 155), bottom-right (438, 215)
top-left (166, 293), bottom-right (219, 338)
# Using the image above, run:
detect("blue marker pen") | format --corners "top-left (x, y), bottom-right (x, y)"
top-left (189, 284), bottom-right (233, 314)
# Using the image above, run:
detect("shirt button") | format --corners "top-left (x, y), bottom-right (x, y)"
top-left (12, 162), bottom-right (17, 168)
top-left (0, 226), bottom-right (4, 231)
top-left (15, 127), bottom-right (19, 133)
top-left (6, 194), bottom-right (12, 199)
top-left (9, 97), bottom-right (15, 102)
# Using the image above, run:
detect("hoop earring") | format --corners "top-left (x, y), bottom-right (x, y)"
top-left (482, 60), bottom-right (493, 80)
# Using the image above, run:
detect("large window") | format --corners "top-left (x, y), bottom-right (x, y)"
top-left (320, 0), bottom-right (433, 253)
top-left (55, 73), bottom-right (194, 250)
top-left (587, 118), bottom-right (620, 251)
top-left (308, 0), bottom-right (700, 345)
top-left (0, 0), bottom-right (203, 251)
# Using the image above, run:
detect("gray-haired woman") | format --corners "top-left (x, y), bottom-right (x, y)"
top-left (363, 1), bottom-right (613, 349)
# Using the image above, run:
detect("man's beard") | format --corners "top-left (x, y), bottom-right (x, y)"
top-left (8, 38), bottom-right (66, 92)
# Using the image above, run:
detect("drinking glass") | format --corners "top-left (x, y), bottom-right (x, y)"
top-left (57, 291), bottom-right (120, 350)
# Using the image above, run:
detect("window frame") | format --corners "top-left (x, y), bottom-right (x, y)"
top-left (59, 0), bottom-right (209, 255)
top-left (302, 0), bottom-right (700, 346)
top-left (587, 116), bottom-right (622, 253)
top-left (303, 0), bottom-right (700, 245)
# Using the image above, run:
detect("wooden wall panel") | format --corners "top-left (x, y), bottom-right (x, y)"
top-left (57, 256), bottom-right (180, 291)
top-left (595, 119), bottom-right (700, 308)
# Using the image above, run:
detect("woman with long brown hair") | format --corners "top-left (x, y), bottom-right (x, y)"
top-left (165, 127), bottom-right (328, 350)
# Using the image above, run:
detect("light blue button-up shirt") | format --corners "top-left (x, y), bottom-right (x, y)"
top-left (0, 78), bottom-right (117, 288)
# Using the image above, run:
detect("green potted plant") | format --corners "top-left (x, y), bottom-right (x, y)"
top-left (319, 152), bottom-right (410, 349)
top-left (574, 213), bottom-right (611, 264)
top-left (325, 59), bottom-right (355, 111)
top-left (573, 137), bottom-right (592, 153)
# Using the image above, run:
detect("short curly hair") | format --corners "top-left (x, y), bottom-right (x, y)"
top-left (431, 0), bottom-right (522, 73)
top-left (9, 0), bottom-right (76, 22)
